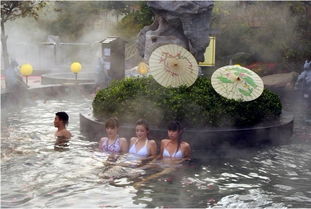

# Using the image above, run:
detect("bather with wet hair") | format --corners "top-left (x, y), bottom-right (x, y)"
top-left (54, 111), bottom-right (72, 148)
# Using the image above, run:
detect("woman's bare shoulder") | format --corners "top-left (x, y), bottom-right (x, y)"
top-left (130, 137), bottom-right (138, 143)
top-left (181, 141), bottom-right (190, 147)
top-left (99, 136), bottom-right (107, 141)
top-left (119, 137), bottom-right (128, 143)
top-left (160, 139), bottom-right (170, 146)
top-left (148, 139), bottom-right (157, 145)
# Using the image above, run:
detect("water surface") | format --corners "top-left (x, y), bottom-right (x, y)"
top-left (1, 96), bottom-right (311, 208)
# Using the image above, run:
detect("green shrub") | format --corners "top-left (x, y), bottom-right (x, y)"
top-left (114, 2), bottom-right (154, 39)
top-left (92, 76), bottom-right (282, 128)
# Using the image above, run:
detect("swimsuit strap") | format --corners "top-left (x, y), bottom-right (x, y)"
top-left (136, 138), bottom-right (148, 151)
top-left (103, 136), bottom-right (120, 152)
top-left (129, 138), bottom-right (149, 156)
top-left (109, 137), bottom-right (119, 148)
top-left (100, 137), bottom-right (108, 149)
top-left (165, 141), bottom-right (181, 157)
top-left (134, 138), bottom-right (139, 145)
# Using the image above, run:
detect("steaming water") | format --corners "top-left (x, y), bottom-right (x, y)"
top-left (1, 97), bottom-right (311, 208)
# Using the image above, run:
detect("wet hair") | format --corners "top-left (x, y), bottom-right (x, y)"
top-left (105, 117), bottom-right (119, 129)
top-left (136, 119), bottom-right (149, 132)
top-left (167, 121), bottom-right (184, 152)
top-left (56, 112), bottom-right (69, 126)
top-left (167, 120), bottom-right (183, 132)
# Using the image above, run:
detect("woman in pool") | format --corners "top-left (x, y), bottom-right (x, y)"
top-left (159, 121), bottom-right (191, 160)
top-left (98, 117), bottom-right (128, 155)
top-left (100, 119), bottom-right (157, 180)
top-left (129, 119), bottom-right (157, 158)
top-left (133, 121), bottom-right (191, 188)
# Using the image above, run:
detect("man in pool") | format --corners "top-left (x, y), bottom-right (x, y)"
top-left (54, 112), bottom-right (72, 147)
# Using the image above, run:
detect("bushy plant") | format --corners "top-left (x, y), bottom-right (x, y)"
top-left (114, 2), bottom-right (154, 39)
top-left (93, 76), bottom-right (282, 128)
top-left (212, 1), bottom-right (310, 66)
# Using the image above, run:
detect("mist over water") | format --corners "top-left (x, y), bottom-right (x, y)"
top-left (1, 1), bottom-right (311, 208)
top-left (4, 2), bottom-right (120, 74)
top-left (1, 94), bottom-right (310, 208)
top-left (213, 1), bottom-right (305, 64)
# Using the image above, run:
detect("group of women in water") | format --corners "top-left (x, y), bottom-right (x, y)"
top-left (98, 117), bottom-right (191, 162)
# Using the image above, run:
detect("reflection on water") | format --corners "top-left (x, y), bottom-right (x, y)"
top-left (1, 97), bottom-right (311, 208)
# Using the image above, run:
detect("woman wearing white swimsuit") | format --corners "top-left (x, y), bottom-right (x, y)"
top-left (133, 121), bottom-right (191, 188)
top-left (129, 119), bottom-right (157, 158)
top-left (160, 121), bottom-right (191, 160)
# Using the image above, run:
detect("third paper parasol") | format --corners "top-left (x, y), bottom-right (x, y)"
top-left (148, 44), bottom-right (199, 88)
top-left (211, 65), bottom-right (264, 102)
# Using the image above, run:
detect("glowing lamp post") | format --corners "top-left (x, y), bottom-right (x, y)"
top-left (70, 62), bottom-right (82, 81)
top-left (137, 62), bottom-right (149, 76)
top-left (20, 64), bottom-right (33, 86)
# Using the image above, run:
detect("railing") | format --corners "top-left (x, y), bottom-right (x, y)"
top-left (125, 40), bottom-right (139, 61)
top-left (7, 39), bottom-right (139, 72)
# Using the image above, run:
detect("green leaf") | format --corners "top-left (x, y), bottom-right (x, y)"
top-left (243, 76), bottom-right (257, 88)
top-left (238, 88), bottom-right (252, 96)
top-left (231, 67), bottom-right (252, 75)
top-left (217, 76), bottom-right (233, 83)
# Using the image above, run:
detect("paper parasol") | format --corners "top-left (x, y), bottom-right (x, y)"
top-left (211, 65), bottom-right (264, 101)
top-left (149, 44), bottom-right (199, 88)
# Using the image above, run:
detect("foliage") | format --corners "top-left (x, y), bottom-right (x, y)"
top-left (1, 1), bottom-right (47, 69)
top-left (93, 76), bottom-right (282, 128)
top-left (103, 1), bottom-right (139, 16)
top-left (212, 1), bottom-right (311, 68)
top-left (42, 1), bottom-right (108, 40)
top-left (41, 1), bottom-right (153, 41)
top-left (1, 1), bottom-right (47, 23)
top-left (114, 1), bottom-right (154, 39)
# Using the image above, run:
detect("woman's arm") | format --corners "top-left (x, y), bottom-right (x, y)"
top-left (98, 137), bottom-right (106, 151)
top-left (144, 139), bottom-right (165, 165)
top-left (182, 142), bottom-right (191, 160)
top-left (129, 137), bottom-right (136, 148)
top-left (148, 140), bottom-right (158, 157)
top-left (120, 137), bottom-right (129, 154)
top-left (138, 140), bottom-right (158, 165)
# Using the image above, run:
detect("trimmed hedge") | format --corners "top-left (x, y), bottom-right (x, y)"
top-left (92, 76), bottom-right (282, 128)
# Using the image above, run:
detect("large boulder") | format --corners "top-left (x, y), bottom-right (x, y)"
top-left (137, 1), bottom-right (214, 62)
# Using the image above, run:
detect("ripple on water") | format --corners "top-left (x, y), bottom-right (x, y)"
top-left (2, 97), bottom-right (311, 208)
top-left (1, 193), bottom-right (34, 208)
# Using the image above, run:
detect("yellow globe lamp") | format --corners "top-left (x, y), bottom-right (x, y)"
top-left (20, 64), bottom-right (33, 85)
top-left (137, 62), bottom-right (149, 76)
top-left (70, 62), bottom-right (82, 80)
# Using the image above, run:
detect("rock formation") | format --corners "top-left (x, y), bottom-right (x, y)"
top-left (137, 1), bottom-right (214, 62)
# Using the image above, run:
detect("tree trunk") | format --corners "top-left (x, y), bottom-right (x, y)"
top-left (1, 20), bottom-right (10, 70)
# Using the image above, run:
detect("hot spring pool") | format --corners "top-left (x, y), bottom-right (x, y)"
top-left (1, 96), bottom-right (311, 208)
